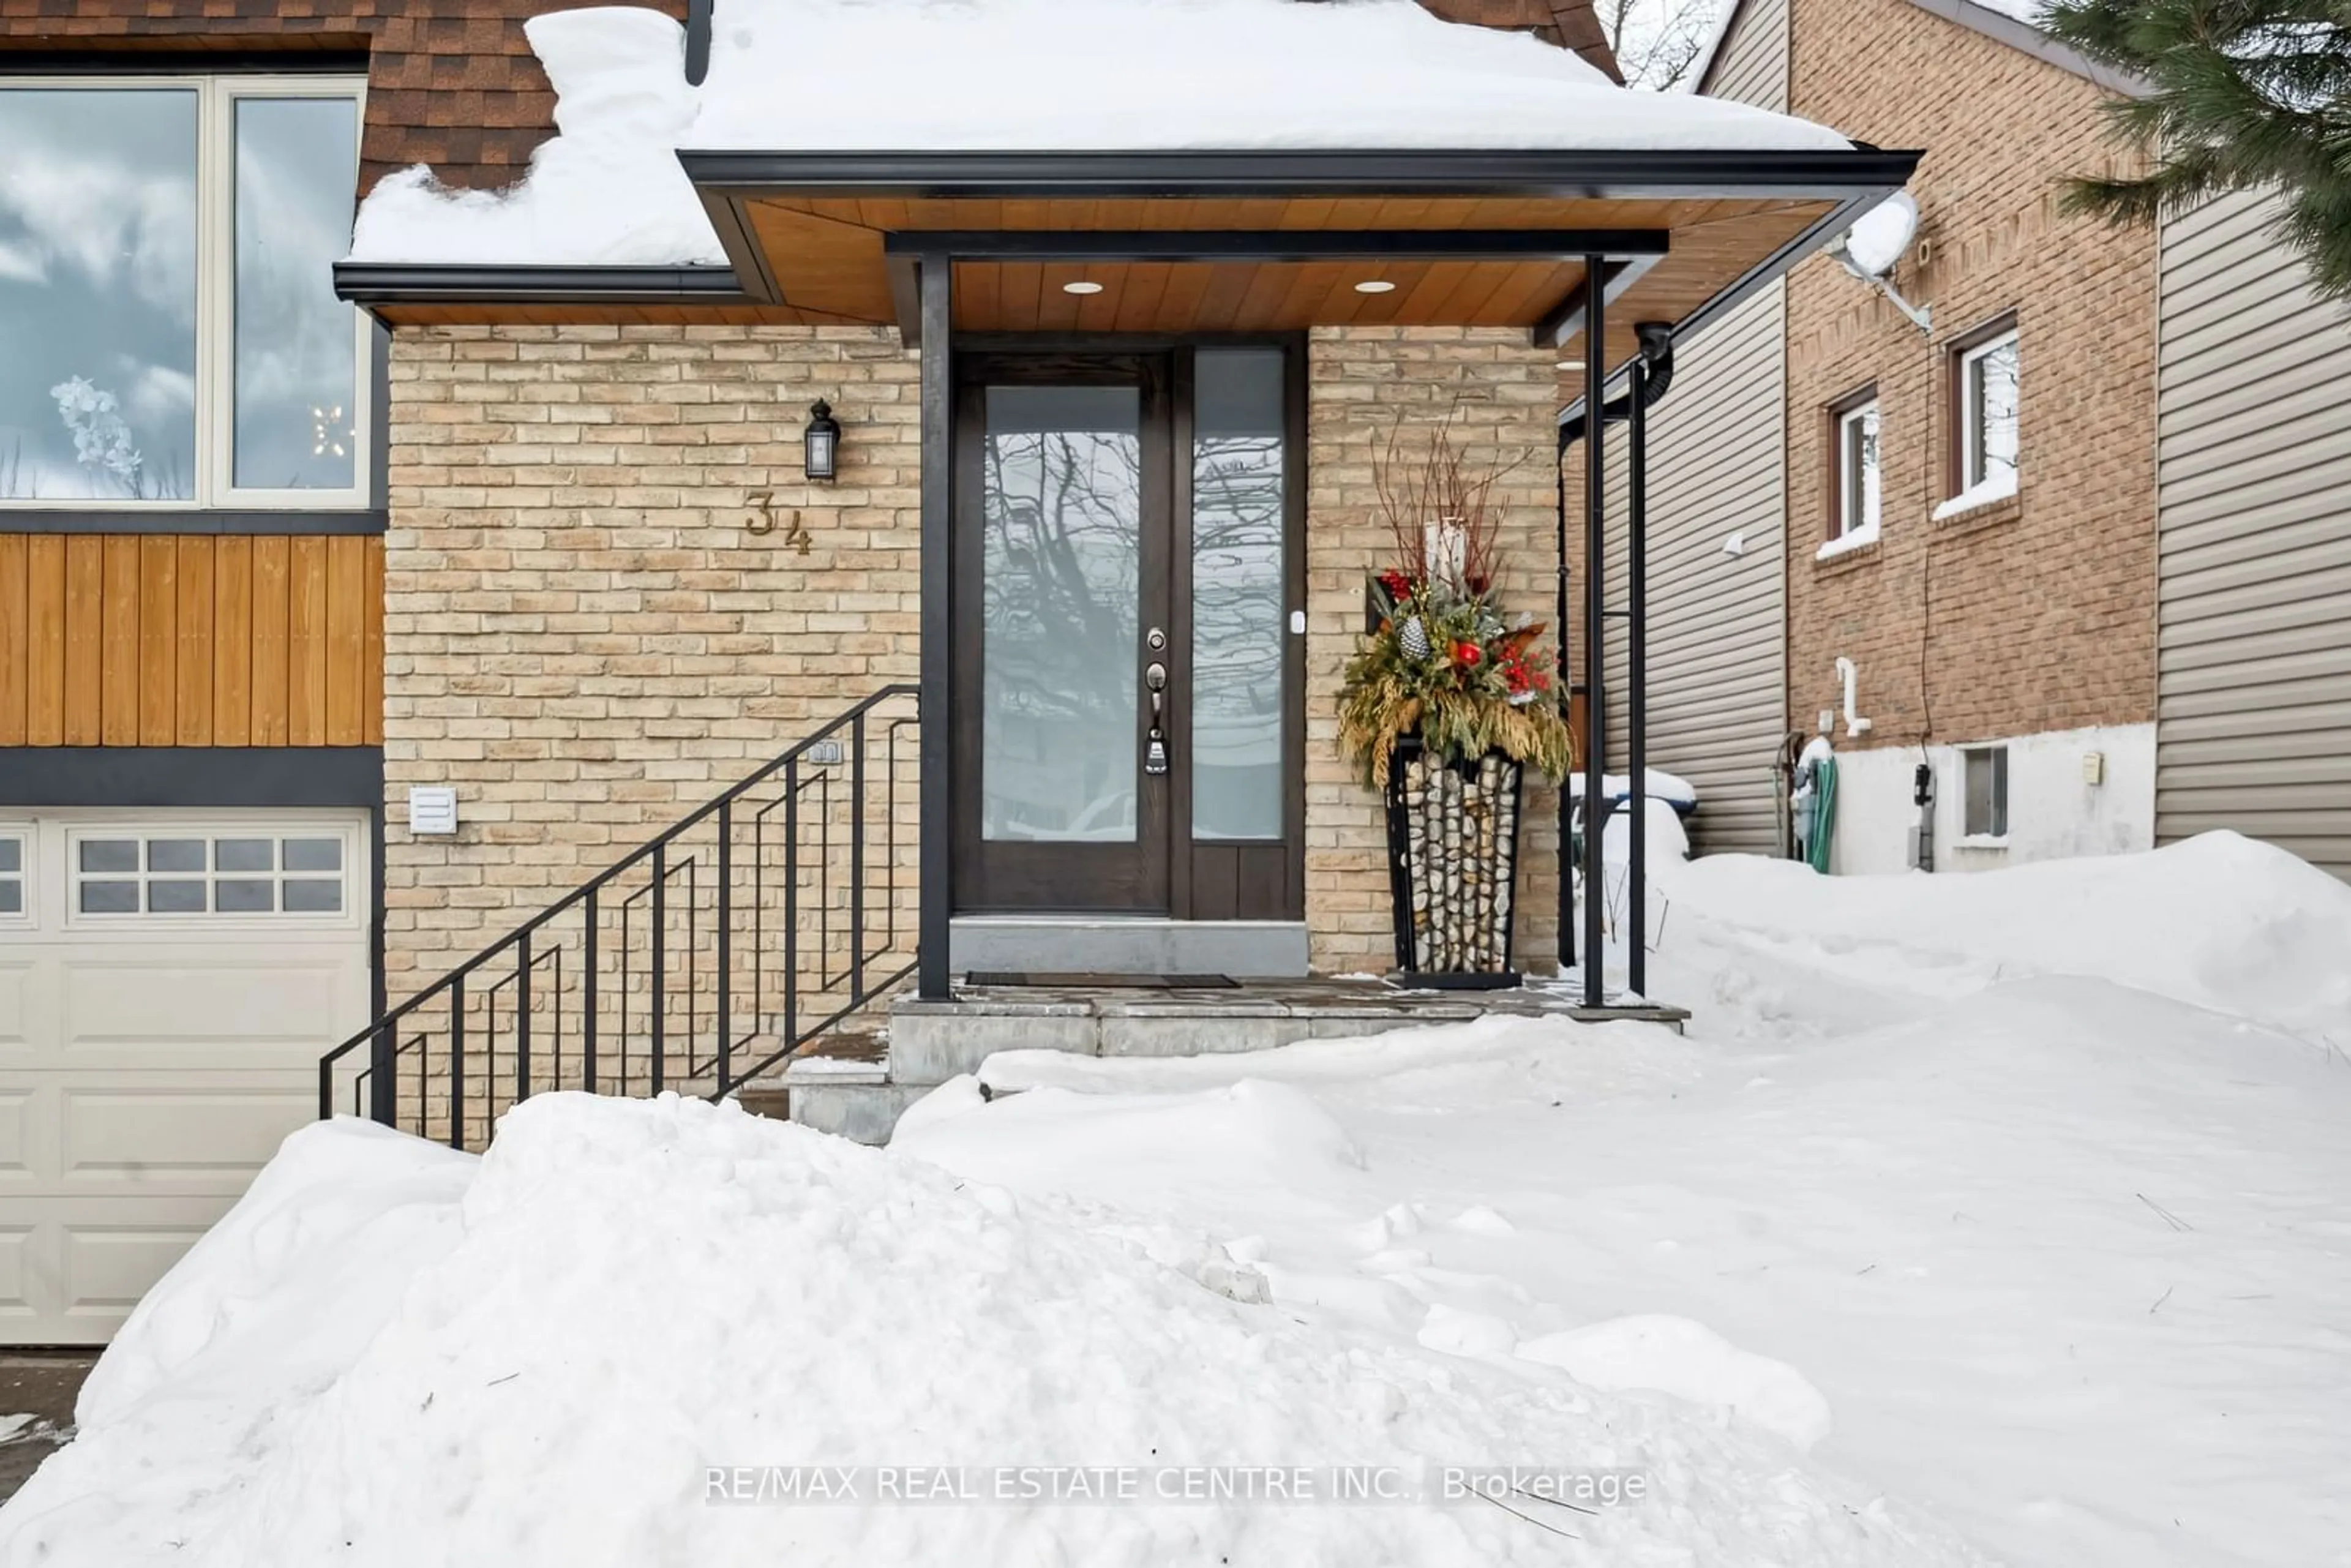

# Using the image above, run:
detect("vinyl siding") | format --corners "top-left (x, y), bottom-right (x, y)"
top-left (1703, 0), bottom-right (1790, 110)
top-left (1594, 0), bottom-right (1790, 856)
top-left (2156, 189), bottom-right (2351, 879)
top-left (1601, 283), bottom-right (1790, 855)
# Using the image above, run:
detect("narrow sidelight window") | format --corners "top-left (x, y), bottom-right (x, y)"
top-left (1190, 348), bottom-right (1288, 841)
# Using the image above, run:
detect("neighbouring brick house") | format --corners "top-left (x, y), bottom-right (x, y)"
top-left (0, 0), bottom-right (1914, 1340)
top-left (1630, 0), bottom-right (2351, 880)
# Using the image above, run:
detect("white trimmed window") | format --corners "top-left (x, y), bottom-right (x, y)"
top-left (70, 828), bottom-right (350, 918)
top-left (0, 77), bottom-right (368, 510)
top-left (1833, 396), bottom-right (1881, 541)
top-left (1957, 327), bottom-right (2020, 491)
top-left (1962, 745), bottom-right (2009, 840)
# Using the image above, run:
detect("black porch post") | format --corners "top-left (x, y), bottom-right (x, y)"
top-left (1627, 358), bottom-right (1649, 1000)
top-left (1554, 440), bottom-right (1574, 975)
top-left (1580, 259), bottom-right (1607, 1008)
top-left (917, 255), bottom-right (954, 999)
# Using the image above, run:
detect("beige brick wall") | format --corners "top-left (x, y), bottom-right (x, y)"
top-left (382, 324), bottom-right (923, 989)
top-left (1782, 0), bottom-right (2159, 749)
top-left (381, 323), bottom-right (1565, 995)
top-left (1304, 327), bottom-right (1565, 975)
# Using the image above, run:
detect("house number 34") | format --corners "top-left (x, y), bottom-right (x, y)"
top-left (747, 490), bottom-right (814, 555)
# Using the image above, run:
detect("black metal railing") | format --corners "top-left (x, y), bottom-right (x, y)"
top-left (320, 685), bottom-right (920, 1149)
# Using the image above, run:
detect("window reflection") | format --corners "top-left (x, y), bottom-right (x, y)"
top-left (234, 97), bottom-right (359, 491)
top-left (1191, 350), bottom-right (1286, 841)
top-left (981, 386), bottom-right (1142, 843)
top-left (0, 89), bottom-right (199, 501)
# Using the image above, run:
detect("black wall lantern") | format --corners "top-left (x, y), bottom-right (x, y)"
top-left (803, 398), bottom-right (841, 483)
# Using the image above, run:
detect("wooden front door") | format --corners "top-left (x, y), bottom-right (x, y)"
top-left (951, 344), bottom-right (1303, 920)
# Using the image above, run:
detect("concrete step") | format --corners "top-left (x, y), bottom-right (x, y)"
top-left (948, 917), bottom-right (1308, 977)
top-left (886, 977), bottom-right (1691, 1087)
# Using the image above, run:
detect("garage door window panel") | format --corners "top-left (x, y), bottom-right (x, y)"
top-left (0, 835), bottom-right (24, 917)
top-left (70, 830), bottom-right (348, 918)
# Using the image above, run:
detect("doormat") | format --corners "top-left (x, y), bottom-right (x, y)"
top-left (964, 972), bottom-right (1240, 989)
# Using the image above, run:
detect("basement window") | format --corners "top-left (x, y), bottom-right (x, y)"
top-left (0, 77), bottom-right (368, 510)
top-left (1962, 746), bottom-right (2009, 841)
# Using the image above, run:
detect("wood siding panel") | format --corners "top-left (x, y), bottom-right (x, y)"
top-left (325, 535), bottom-right (368, 745)
top-left (214, 536), bottom-right (253, 748)
top-left (61, 539), bottom-right (103, 747)
top-left (2157, 189), bottom-right (2351, 880)
top-left (100, 536), bottom-right (141, 746)
top-left (250, 536), bottom-right (292, 747)
top-left (24, 537), bottom-right (65, 746)
top-left (138, 535), bottom-right (177, 746)
top-left (176, 538), bottom-right (214, 746)
top-left (0, 534), bottom-right (379, 749)
top-left (0, 536), bottom-right (22, 747)
top-left (287, 537), bottom-right (329, 746)
top-left (1597, 283), bottom-right (1790, 857)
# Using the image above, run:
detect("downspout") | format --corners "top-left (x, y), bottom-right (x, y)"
top-left (686, 0), bottom-right (714, 85)
top-left (1554, 320), bottom-right (1674, 982)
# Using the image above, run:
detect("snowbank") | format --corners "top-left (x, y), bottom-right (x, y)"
top-left (349, 0), bottom-right (1862, 265)
top-left (1567, 767), bottom-right (1699, 808)
top-left (1, 1093), bottom-right (1990, 1567)
top-left (1655, 830), bottom-right (2351, 1040)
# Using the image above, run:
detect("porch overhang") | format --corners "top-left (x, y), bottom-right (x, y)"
top-left (677, 146), bottom-right (1921, 370)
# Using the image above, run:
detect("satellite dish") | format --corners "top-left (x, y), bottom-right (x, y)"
top-left (1833, 192), bottom-right (1919, 279)
top-left (1829, 192), bottom-right (1931, 332)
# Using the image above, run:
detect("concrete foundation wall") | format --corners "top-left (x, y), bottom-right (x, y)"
top-left (1826, 720), bottom-right (2156, 876)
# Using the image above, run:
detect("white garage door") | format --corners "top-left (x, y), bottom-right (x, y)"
top-left (0, 809), bottom-right (371, 1344)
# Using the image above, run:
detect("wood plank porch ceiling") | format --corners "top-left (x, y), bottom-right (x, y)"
top-left (732, 195), bottom-right (1831, 370)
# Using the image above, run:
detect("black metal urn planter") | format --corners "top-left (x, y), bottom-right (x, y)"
top-left (1336, 412), bottom-right (1573, 992)
top-left (1385, 736), bottom-right (1524, 986)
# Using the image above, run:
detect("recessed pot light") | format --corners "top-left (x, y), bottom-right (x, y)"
top-left (1353, 279), bottom-right (1397, 294)
top-left (1062, 280), bottom-right (1105, 295)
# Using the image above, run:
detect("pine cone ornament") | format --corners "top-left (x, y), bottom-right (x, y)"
top-left (1399, 615), bottom-right (1431, 661)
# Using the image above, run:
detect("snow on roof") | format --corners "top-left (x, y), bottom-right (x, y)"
top-left (348, 0), bottom-right (1861, 267)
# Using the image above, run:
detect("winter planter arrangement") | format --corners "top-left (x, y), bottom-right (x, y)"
top-left (1337, 414), bottom-right (1574, 988)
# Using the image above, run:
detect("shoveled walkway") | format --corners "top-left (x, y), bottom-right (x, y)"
top-left (0, 1351), bottom-right (94, 1504)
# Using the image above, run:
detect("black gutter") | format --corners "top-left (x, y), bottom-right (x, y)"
top-left (679, 147), bottom-right (1926, 203)
top-left (332, 263), bottom-right (749, 306)
top-left (879, 228), bottom-right (1673, 261)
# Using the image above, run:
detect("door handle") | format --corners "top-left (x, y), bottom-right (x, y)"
top-left (1144, 660), bottom-right (1170, 775)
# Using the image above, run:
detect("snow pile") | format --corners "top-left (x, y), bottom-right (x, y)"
top-left (1653, 830), bottom-right (2351, 1040)
top-left (1566, 767), bottom-right (1698, 808)
top-left (1, 1093), bottom-right (1991, 1567)
top-left (351, 8), bottom-right (717, 265)
top-left (348, 0), bottom-right (1861, 265)
top-left (1517, 1316), bottom-right (1834, 1452)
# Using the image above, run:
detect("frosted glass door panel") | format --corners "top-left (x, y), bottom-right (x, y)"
top-left (980, 386), bottom-right (1142, 843)
top-left (1190, 348), bottom-right (1286, 839)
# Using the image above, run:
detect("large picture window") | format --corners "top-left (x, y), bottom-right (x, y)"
top-left (0, 77), bottom-right (366, 509)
